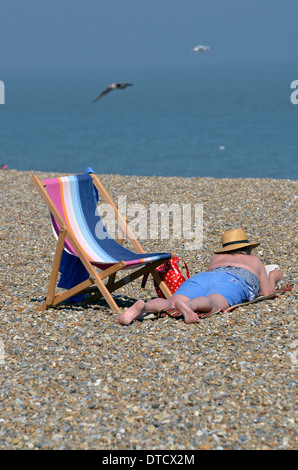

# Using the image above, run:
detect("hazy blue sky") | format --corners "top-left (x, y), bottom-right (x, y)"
top-left (1, 0), bottom-right (297, 70)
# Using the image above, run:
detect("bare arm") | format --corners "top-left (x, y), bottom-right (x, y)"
top-left (259, 264), bottom-right (282, 296)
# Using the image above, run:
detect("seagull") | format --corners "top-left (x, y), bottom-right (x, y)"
top-left (192, 45), bottom-right (210, 52)
top-left (93, 82), bottom-right (133, 101)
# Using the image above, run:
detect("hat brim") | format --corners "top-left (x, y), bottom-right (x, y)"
top-left (213, 242), bottom-right (260, 254)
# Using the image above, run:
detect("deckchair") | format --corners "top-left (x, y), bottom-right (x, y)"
top-left (31, 172), bottom-right (173, 312)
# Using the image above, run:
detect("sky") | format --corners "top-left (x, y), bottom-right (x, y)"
top-left (0, 0), bottom-right (297, 71)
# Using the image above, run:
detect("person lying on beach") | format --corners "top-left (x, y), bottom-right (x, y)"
top-left (115, 228), bottom-right (282, 325)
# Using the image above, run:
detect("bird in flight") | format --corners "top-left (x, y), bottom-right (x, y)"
top-left (192, 45), bottom-right (210, 52)
top-left (93, 82), bottom-right (133, 101)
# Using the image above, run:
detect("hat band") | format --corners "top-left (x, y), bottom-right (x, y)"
top-left (222, 239), bottom-right (249, 248)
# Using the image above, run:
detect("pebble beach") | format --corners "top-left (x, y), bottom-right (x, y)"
top-left (0, 169), bottom-right (297, 450)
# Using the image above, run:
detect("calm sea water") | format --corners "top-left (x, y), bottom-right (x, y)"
top-left (1, 62), bottom-right (297, 179)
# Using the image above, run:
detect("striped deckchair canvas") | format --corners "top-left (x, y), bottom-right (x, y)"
top-left (31, 172), bottom-right (172, 312)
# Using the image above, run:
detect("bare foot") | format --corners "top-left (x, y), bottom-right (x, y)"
top-left (175, 300), bottom-right (200, 324)
top-left (115, 300), bottom-right (146, 325)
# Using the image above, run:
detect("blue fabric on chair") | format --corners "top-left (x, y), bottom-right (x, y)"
top-left (58, 251), bottom-right (89, 302)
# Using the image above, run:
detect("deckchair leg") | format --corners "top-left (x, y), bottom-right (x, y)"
top-left (107, 272), bottom-right (117, 286)
top-left (46, 227), bottom-right (67, 307)
top-left (91, 269), bottom-right (123, 313)
top-left (36, 278), bottom-right (94, 313)
top-left (151, 270), bottom-right (172, 299)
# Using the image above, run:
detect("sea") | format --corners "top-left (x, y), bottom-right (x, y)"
top-left (0, 61), bottom-right (297, 179)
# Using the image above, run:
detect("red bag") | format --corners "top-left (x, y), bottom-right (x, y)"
top-left (141, 256), bottom-right (190, 298)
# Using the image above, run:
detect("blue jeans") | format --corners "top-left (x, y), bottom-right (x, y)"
top-left (172, 271), bottom-right (250, 306)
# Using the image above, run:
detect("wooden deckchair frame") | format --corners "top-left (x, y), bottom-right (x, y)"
top-left (31, 173), bottom-right (172, 313)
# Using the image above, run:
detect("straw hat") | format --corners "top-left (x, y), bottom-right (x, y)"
top-left (213, 228), bottom-right (260, 254)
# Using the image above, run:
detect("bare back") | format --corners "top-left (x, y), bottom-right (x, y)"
top-left (208, 253), bottom-right (263, 279)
